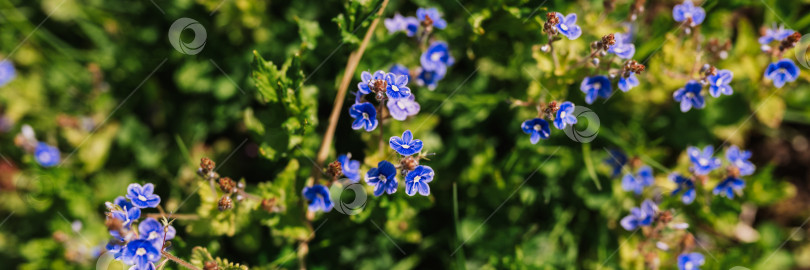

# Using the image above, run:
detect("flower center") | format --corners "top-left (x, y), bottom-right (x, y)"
top-left (698, 158), bottom-right (708, 166)
top-left (778, 68), bottom-right (787, 75)
top-left (148, 231), bottom-right (160, 240)
top-left (379, 175), bottom-right (387, 182)
top-left (402, 144), bottom-right (410, 149)
top-left (362, 112), bottom-right (369, 120)
top-left (534, 124), bottom-right (542, 131)
top-left (392, 85), bottom-right (400, 92)
top-left (38, 153), bottom-right (51, 163)
top-left (414, 176), bottom-right (422, 182)
top-left (397, 101), bottom-right (406, 110)
top-left (716, 77), bottom-right (724, 85)
top-left (138, 195), bottom-right (147, 201)
top-left (593, 83), bottom-right (601, 90)
top-left (685, 92), bottom-right (695, 98)
top-left (560, 23), bottom-right (569, 31)
top-left (431, 52), bottom-right (442, 62)
top-left (684, 262), bottom-right (694, 270)
top-left (136, 248), bottom-right (147, 256)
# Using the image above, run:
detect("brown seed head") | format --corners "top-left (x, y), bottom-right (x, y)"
top-left (218, 196), bottom-right (233, 211)
top-left (218, 177), bottom-right (236, 193)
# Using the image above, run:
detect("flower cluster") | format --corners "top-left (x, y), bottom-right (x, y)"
top-left (672, 0), bottom-right (705, 28)
top-left (670, 145), bottom-right (754, 204)
top-left (384, 8), bottom-right (455, 90)
top-left (519, 101), bottom-right (578, 144)
top-left (14, 124), bottom-right (61, 167)
top-left (104, 183), bottom-right (175, 270)
top-left (671, 65), bottom-right (735, 112)
top-left (758, 23), bottom-right (801, 88)
top-left (579, 33), bottom-right (646, 103)
top-left (350, 70), bottom-right (418, 132)
top-left (368, 130), bottom-right (434, 196)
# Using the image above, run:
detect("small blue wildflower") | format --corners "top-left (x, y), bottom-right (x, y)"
top-left (670, 173), bottom-right (696, 204)
top-left (607, 32), bottom-right (635, 59)
top-left (726, 145), bottom-right (755, 176)
top-left (387, 93), bottom-right (420, 121)
top-left (677, 252), bottom-right (705, 270)
top-left (106, 240), bottom-right (125, 259)
top-left (554, 12), bottom-right (582, 40)
top-left (618, 73), bottom-right (640, 92)
top-left (420, 41), bottom-right (454, 74)
top-left (338, 154), bottom-right (361, 182)
top-left (121, 239), bottom-right (161, 270)
top-left (385, 73), bottom-right (411, 100)
top-left (521, 118), bottom-right (551, 144)
top-left (106, 196), bottom-right (141, 228)
top-left (384, 14), bottom-right (419, 37)
top-left (390, 64), bottom-right (410, 81)
top-left (126, 183), bottom-right (161, 209)
top-left (366, 160), bottom-right (398, 196)
top-left (131, 263), bottom-right (157, 270)
top-left (416, 8), bottom-right (447, 30)
top-left (622, 166), bottom-right (654, 195)
top-left (357, 70), bottom-right (386, 95)
top-left (389, 130), bottom-right (424, 156)
top-left (416, 68), bottom-right (445, 90)
top-left (673, 80), bottom-right (705, 112)
top-left (0, 60), bottom-right (15, 87)
top-left (673, 0), bottom-right (705, 27)
top-left (604, 149), bottom-right (628, 178)
top-left (349, 102), bottom-right (378, 131)
top-left (580, 75), bottom-right (612, 104)
top-left (688, 146), bottom-right (721, 175)
top-left (707, 69), bottom-right (733, 97)
top-left (759, 24), bottom-right (794, 45)
top-left (553, 101), bottom-right (577, 130)
top-left (620, 199), bottom-right (657, 231)
top-left (303, 184), bottom-right (333, 212)
top-left (139, 218), bottom-right (176, 249)
top-left (765, 59), bottom-right (800, 88)
top-left (713, 176), bottom-right (745, 199)
top-left (405, 165), bottom-right (434, 196)
top-left (34, 142), bottom-right (60, 167)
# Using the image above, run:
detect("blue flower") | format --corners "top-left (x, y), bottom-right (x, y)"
top-left (580, 75), bottom-right (612, 104)
top-left (138, 218), bottom-right (176, 249)
top-left (726, 145), bottom-right (755, 176)
top-left (604, 149), bottom-right (628, 178)
top-left (302, 184), bottom-right (333, 212)
top-left (349, 102), bottom-right (378, 131)
top-left (673, 80), bottom-right (705, 112)
top-left (390, 64), bottom-right (410, 81)
top-left (420, 41), bottom-right (454, 74)
top-left (765, 59), bottom-right (800, 88)
top-left (34, 142), bottom-right (60, 167)
top-left (384, 14), bottom-right (419, 37)
top-left (713, 176), bottom-right (745, 199)
top-left (385, 73), bottom-right (411, 100)
top-left (521, 118), bottom-right (551, 144)
top-left (405, 165), bottom-right (434, 196)
top-left (416, 68), bottom-right (445, 90)
top-left (688, 146), bottom-right (721, 175)
top-left (106, 196), bottom-right (141, 228)
top-left (0, 60), bottom-right (15, 87)
top-left (677, 252), bottom-right (705, 270)
top-left (366, 160), bottom-right (398, 196)
top-left (759, 24), bottom-right (794, 44)
top-left (622, 166), bottom-right (654, 195)
top-left (120, 239), bottom-right (161, 270)
top-left (338, 154), bottom-right (361, 182)
top-left (553, 101), bottom-right (577, 130)
top-left (673, 0), bottom-right (705, 27)
top-left (670, 173), bottom-right (697, 204)
top-left (129, 263), bottom-right (156, 270)
top-left (554, 12), bottom-right (582, 40)
top-left (389, 130), bottom-right (424, 156)
top-left (387, 93), bottom-right (420, 121)
top-left (126, 183), bottom-right (161, 209)
top-left (607, 32), bottom-right (635, 59)
top-left (106, 240), bottom-right (125, 258)
top-left (618, 73), bottom-right (640, 92)
top-left (357, 70), bottom-right (386, 95)
top-left (416, 8), bottom-right (447, 29)
top-left (620, 199), bottom-right (657, 231)
top-left (707, 69), bottom-right (733, 97)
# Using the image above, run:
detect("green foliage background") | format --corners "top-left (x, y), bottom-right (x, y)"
top-left (0, 0), bottom-right (809, 269)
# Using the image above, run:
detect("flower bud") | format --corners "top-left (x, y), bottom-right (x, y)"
top-left (218, 196), bottom-right (233, 211)
top-left (218, 177), bottom-right (236, 193)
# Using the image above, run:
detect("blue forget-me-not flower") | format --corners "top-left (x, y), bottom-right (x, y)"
top-left (338, 154), bottom-right (361, 182)
top-left (553, 101), bottom-right (577, 130)
top-left (673, 81), bottom-right (705, 112)
top-left (405, 165), bottom-right (434, 196)
top-left (622, 166), bottom-right (654, 195)
top-left (726, 145), bottom-right (755, 176)
top-left (677, 252), bottom-right (705, 270)
top-left (765, 59), bottom-right (800, 88)
top-left (349, 102), bottom-right (378, 132)
top-left (554, 12), bottom-right (582, 40)
top-left (366, 160), bottom-right (398, 196)
top-left (303, 184), bottom-right (333, 212)
top-left (126, 183), bottom-right (161, 209)
top-left (620, 199), bottom-right (658, 231)
top-left (670, 173), bottom-right (697, 204)
top-left (688, 146), bottom-right (721, 175)
top-left (707, 69), bottom-right (733, 97)
top-left (521, 118), bottom-right (551, 144)
top-left (580, 75), bottom-right (612, 104)
top-left (389, 130), bottom-right (424, 156)
top-left (673, 0), bottom-right (705, 27)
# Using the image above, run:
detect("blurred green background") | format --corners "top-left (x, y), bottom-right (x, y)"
top-left (0, 0), bottom-right (809, 269)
